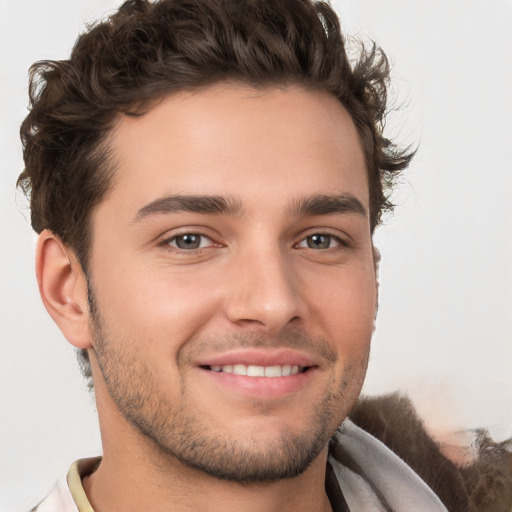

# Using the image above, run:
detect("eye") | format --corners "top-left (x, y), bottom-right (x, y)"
top-left (297, 233), bottom-right (342, 250)
top-left (165, 233), bottom-right (213, 250)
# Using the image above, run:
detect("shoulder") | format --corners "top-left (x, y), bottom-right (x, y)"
top-left (349, 393), bottom-right (512, 512)
top-left (30, 477), bottom-right (79, 512)
top-left (29, 457), bottom-right (99, 512)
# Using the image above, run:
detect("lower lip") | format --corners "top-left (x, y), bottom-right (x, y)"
top-left (200, 367), bottom-right (316, 399)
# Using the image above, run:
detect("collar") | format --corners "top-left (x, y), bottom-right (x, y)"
top-left (51, 420), bottom-right (447, 512)
top-left (329, 419), bottom-right (448, 511)
top-left (66, 457), bottom-right (100, 512)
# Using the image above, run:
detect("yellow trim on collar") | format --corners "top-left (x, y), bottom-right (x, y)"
top-left (66, 458), bottom-right (99, 512)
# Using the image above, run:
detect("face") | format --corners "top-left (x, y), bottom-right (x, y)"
top-left (87, 85), bottom-right (377, 482)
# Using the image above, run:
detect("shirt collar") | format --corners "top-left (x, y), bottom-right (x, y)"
top-left (66, 457), bottom-right (100, 512)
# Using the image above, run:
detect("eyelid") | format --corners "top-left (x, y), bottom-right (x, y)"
top-left (295, 229), bottom-right (350, 248)
top-left (167, 234), bottom-right (213, 249)
top-left (296, 234), bottom-right (343, 249)
top-left (158, 229), bottom-right (222, 251)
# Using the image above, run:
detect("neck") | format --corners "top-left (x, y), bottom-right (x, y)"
top-left (83, 438), bottom-right (332, 512)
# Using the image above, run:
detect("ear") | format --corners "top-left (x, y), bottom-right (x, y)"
top-left (36, 229), bottom-right (92, 349)
top-left (373, 245), bottom-right (381, 284)
top-left (372, 245), bottom-right (381, 320)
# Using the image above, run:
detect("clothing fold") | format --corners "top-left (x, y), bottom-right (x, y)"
top-left (32, 420), bottom-right (448, 512)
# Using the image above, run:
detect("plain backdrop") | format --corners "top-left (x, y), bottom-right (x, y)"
top-left (1, 1), bottom-right (511, 510)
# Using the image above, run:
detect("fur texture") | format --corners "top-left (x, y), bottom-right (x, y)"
top-left (348, 393), bottom-right (512, 512)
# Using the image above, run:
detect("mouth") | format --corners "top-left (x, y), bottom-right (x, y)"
top-left (195, 349), bottom-right (319, 398)
top-left (200, 364), bottom-right (312, 377)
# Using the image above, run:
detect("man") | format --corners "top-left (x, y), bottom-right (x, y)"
top-left (16, 0), bottom-right (511, 511)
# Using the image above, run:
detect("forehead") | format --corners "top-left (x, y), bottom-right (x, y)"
top-left (102, 84), bottom-right (368, 216)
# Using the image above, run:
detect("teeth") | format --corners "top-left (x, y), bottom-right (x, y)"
top-left (233, 364), bottom-right (246, 375)
top-left (247, 365), bottom-right (265, 377)
top-left (209, 364), bottom-right (304, 377)
top-left (264, 365), bottom-right (282, 377)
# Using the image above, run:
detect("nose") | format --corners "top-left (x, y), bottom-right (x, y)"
top-left (223, 243), bottom-right (306, 334)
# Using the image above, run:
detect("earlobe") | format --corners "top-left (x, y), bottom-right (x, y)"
top-left (36, 230), bottom-right (92, 349)
top-left (373, 245), bottom-right (381, 276)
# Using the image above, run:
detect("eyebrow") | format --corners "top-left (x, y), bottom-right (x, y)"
top-left (290, 194), bottom-right (367, 218)
top-left (132, 192), bottom-right (366, 223)
top-left (132, 194), bottom-right (244, 222)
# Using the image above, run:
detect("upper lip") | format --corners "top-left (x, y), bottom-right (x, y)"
top-left (196, 349), bottom-right (319, 368)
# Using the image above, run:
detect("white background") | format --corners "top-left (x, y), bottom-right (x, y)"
top-left (1, 1), bottom-right (511, 510)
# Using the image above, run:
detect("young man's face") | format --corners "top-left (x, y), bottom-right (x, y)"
top-left (85, 85), bottom-right (377, 481)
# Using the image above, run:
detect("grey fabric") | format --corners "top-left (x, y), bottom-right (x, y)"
top-left (330, 419), bottom-right (448, 512)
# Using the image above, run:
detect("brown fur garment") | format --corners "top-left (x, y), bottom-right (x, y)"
top-left (348, 393), bottom-right (512, 512)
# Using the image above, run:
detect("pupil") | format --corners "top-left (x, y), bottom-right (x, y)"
top-left (308, 234), bottom-right (329, 249)
top-left (177, 234), bottom-right (200, 249)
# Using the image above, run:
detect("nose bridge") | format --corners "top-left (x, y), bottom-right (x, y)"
top-left (224, 237), bottom-right (303, 332)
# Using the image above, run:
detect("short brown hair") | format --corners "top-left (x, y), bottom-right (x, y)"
top-left (18, 0), bottom-right (413, 382)
top-left (18, 0), bottom-right (412, 267)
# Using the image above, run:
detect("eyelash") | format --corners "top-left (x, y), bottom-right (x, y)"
top-left (159, 233), bottom-right (217, 251)
top-left (159, 231), bottom-right (348, 253)
top-left (295, 233), bottom-right (347, 250)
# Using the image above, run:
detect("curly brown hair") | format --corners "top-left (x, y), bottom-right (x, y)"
top-left (17, 0), bottom-right (413, 382)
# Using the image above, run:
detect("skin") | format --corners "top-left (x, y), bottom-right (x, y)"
top-left (37, 84), bottom-right (378, 512)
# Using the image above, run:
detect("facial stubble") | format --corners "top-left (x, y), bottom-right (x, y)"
top-left (87, 282), bottom-right (369, 483)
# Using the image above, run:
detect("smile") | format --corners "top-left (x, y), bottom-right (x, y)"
top-left (207, 364), bottom-right (307, 377)
top-left (198, 356), bottom-right (317, 398)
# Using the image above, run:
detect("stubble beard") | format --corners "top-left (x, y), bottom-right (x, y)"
top-left (87, 285), bottom-right (368, 483)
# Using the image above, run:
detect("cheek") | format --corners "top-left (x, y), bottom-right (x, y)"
top-left (315, 283), bottom-right (375, 315)
top-left (305, 264), bottom-right (377, 348)
top-left (90, 262), bottom-right (223, 350)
